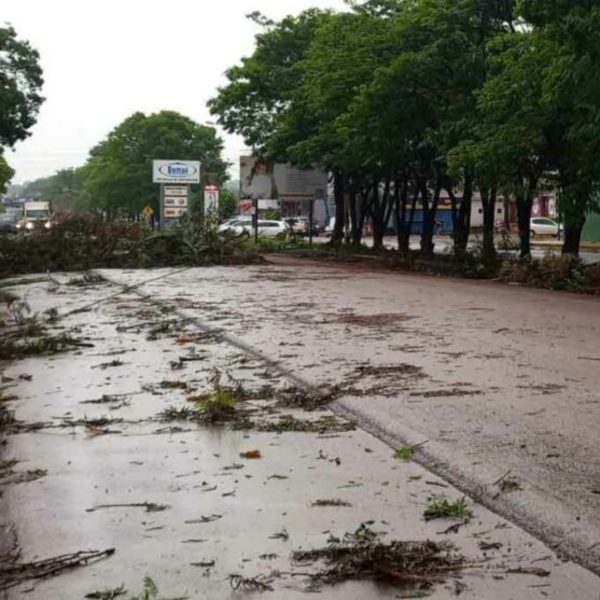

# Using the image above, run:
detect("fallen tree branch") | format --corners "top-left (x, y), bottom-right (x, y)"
top-left (0, 548), bottom-right (115, 591)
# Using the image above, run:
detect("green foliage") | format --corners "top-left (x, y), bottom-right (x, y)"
top-left (0, 214), bottom-right (262, 277)
top-left (192, 389), bottom-right (237, 423)
top-left (22, 167), bottom-right (87, 212)
top-left (127, 577), bottom-right (187, 600)
top-left (498, 253), bottom-right (591, 292)
top-left (394, 445), bottom-right (419, 461)
top-left (82, 111), bottom-right (227, 215)
top-left (0, 152), bottom-right (15, 192)
top-left (0, 25), bottom-right (44, 147)
top-left (208, 9), bottom-right (329, 152)
top-left (423, 496), bottom-right (473, 522)
top-left (218, 188), bottom-right (238, 221)
top-left (85, 585), bottom-right (127, 599)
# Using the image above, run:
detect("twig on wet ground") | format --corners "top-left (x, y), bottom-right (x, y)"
top-left (229, 574), bottom-right (274, 592)
top-left (0, 548), bottom-right (115, 591)
top-left (85, 502), bottom-right (169, 513)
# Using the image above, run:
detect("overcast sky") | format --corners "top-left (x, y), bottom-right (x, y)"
top-left (4, 0), bottom-right (346, 184)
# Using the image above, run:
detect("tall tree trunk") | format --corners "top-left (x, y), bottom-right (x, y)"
top-left (516, 190), bottom-right (533, 258)
top-left (420, 176), bottom-right (441, 257)
top-left (560, 180), bottom-right (589, 258)
top-left (453, 172), bottom-right (473, 256)
top-left (348, 182), bottom-right (359, 247)
top-left (481, 186), bottom-right (497, 261)
top-left (372, 181), bottom-right (386, 251)
top-left (562, 224), bottom-right (583, 256)
top-left (398, 178), bottom-right (410, 253)
top-left (373, 221), bottom-right (384, 250)
top-left (332, 171), bottom-right (345, 244)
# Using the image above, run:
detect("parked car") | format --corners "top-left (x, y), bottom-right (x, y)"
top-left (325, 217), bottom-right (336, 237)
top-left (255, 220), bottom-right (290, 237)
top-left (285, 216), bottom-right (320, 237)
top-left (218, 217), bottom-right (252, 233)
top-left (285, 217), bottom-right (308, 234)
top-left (530, 217), bottom-right (562, 237)
top-left (219, 218), bottom-right (290, 238)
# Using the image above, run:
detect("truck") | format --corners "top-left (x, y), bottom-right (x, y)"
top-left (15, 201), bottom-right (52, 231)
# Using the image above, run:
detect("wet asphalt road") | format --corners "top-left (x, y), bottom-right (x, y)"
top-left (110, 257), bottom-right (600, 573)
top-left (1, 262), bottom-right (600, 598)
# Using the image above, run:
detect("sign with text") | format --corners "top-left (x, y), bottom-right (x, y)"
top-left (153, 160), bottom-right (200, 184)
top-left (204, 185), bottom-right (219, 214)
top-left (164, 196), bottom-right (188, 207)
top-left (164, 185), bottom-right (189, 197)
top-left (163, 207), bottom-right (187, 218)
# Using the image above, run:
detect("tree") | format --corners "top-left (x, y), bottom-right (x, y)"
top-left (482, 0), bottom-right (600, 255)
top-left (208, 10), bottom-right (329, 153)
top-left (0, 25), bottom-right (44, 148)
top-left (219, 188), bottom-right (238, 221)
top-left (451, 30), bottom-right (553, 258)
top-left (0, 152), bottom-right (15, 193)
top-left (82, 111), bottom-right (228, 216)
top-left (22, 167), bottom-right (87, 212)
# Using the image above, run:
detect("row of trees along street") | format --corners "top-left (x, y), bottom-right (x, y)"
top-left (209, 0), bottom-right (600, 259)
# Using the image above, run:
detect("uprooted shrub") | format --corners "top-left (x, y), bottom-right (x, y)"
top-left (0, 291), bottom-right (84, 360)
top-left (127, 223), bottom-right (263, 268)
top-left (498, 253), bottom-right (593, 292)
top-left (0, 213), bottom-right (263, 277)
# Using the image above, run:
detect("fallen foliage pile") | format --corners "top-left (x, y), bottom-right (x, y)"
top-left (498, 254), bottom-right (594, 292)
top-left (292, 523), bottom-right (465, 591)
top-left (0, 214), bottom-right (263, 277)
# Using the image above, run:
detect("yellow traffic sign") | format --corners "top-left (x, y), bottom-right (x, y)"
top-left (142, 205), bottom-right (154, 217)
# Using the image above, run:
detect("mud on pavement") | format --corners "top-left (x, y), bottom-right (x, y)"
top-left (0, 265), bottom-right (599, 599)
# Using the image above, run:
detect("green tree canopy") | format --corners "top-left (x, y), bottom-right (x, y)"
top-left (82, 111), bottom-right (228, 215)
top-left (22, 167), bottom-right (87, 212)
top-left (0, 25), bottom-right (44, 148)
top-left (0, 151), bottom-right (15, 193)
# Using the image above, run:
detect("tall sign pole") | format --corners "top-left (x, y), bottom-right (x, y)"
top-left (152, 160), bottom-right (201, 229)
top-left (253, 198), bottom-right (259, 243)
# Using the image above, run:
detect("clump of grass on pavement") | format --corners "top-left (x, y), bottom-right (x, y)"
top-left (423, 496), bottom-right (473, 522)
top-left (191, 389), bottom-right (236, 423)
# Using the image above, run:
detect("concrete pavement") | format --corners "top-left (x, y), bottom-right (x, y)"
top-left (1, 262), bottom-right (600, 598)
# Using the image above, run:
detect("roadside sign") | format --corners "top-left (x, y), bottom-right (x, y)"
top-left (164, 185), bottom-right (188, 197)
top-left (142, 205), bottom-right (154, 217)
top-left (153, 160), bottom-right (201, 184)
top-left (204, 185), bottom-right (219, 214)
top-left (163, 207), bottom-right (187, 218)
top-left (164, 196), bottom-right (188, 207)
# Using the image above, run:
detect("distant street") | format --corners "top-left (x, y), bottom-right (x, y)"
top-left (313, 234), bottom-right (600, 264)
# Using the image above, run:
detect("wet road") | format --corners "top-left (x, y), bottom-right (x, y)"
top-left (1, 262), bottom-right (600, 598)
top-left (313, 234), bottom-right (600, 264)
top-left (113, 257), bottom-right (600, 573)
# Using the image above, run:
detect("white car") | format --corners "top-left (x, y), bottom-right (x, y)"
top-left (218, 218), bottom-right (252, 233)
top-left (325, 217), bottom-right (336, 236)
top-left (219, 218), bottom-right (289, 238)
top-left (530, 217), bottom-right (561, 237)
